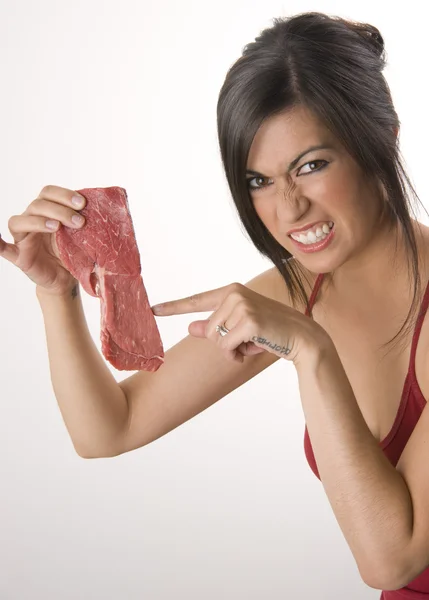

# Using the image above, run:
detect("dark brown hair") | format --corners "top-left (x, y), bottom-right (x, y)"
top-left (216, 11), bottom-right (426, 352)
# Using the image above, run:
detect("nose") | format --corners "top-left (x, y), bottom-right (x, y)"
top-left (275, 175), bottom-right (307, 223)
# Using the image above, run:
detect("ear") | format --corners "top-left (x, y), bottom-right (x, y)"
top-left (374, 177), bottom-right (389, 205)
top-left (394, 126), bottom-right (399, 138)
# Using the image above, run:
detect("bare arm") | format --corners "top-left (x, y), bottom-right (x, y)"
top-left (297, 341), bottom-right (413, 590)
top-left (37, 267), bottom-right (290, 459)
top-left (37, 282), bottom-right (130, 457)
top-left (3, 186), bottom-right (294, 460)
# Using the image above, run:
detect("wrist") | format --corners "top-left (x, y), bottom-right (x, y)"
top-left (294, 328), bottom-right (336, 371)
top-left (36, 279), bottom-right (79, 302)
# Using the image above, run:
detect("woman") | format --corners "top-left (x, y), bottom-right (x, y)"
top-left (1, 11), bottom-right (428, 599)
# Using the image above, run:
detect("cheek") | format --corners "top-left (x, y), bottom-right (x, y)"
top-left (252, 200), bottom-right (277, 233)
top-left (306, 172), bottom-right (358, 213)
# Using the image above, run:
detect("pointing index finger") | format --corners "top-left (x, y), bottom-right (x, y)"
top-left (151, 285), bottom-right (230, 315)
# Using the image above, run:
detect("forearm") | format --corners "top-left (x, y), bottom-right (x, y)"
top-left (296, 341), bottom-right (413, 589)
top-left (36, 284), bottom-right (129, 458)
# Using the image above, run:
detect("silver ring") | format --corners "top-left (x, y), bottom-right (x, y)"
top-left (215, 323), bottom-right (230, 337)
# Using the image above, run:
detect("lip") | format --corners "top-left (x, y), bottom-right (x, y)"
top-left (289, 224), bottom-right (335, 254)
top-left (286, 220), bottom-right (331, 236)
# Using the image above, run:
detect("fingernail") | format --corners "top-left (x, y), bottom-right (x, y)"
top-left (46, 219), bottom-right (59, 230)
top-left (72, 214), bottom-right (84, 226)
top-left (152, 304), bottom-right (164, 314)
top-left (72, 195), bottom-right (85, 207)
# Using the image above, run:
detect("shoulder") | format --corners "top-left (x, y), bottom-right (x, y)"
top-left (244, 260), bottom-right (319, 314)
top-left (415, 221), bottom-right (429, 266)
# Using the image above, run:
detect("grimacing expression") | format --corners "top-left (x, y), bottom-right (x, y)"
top-left (246, 105), bottom-right (385, 273)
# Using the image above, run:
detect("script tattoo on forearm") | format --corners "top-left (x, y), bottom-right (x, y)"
top-left (252, 336), bottom-right (291, 355)
top-left (71, 283), bottom-right (79, 299)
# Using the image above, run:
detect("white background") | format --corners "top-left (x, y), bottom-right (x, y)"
top-left (0, 1), bottom-right (427, 598)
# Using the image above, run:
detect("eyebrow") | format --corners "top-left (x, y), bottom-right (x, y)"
top-left (246, 144), bottom-right (333, 177)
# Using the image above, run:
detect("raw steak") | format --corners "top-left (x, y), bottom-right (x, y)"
top-left (55, 186), bottom-right (164, 371)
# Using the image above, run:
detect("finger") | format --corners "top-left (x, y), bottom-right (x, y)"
top-left (151, 283), bottom-right (240, 316)
top-left (187, 317), bottom-right (241, 362)
top-left (18, 185), bottom-right (86, 244)
top-left (209, 311), bottom-right (245, 362)
top-left (9, 203), bottom-right (85, 244)
top-left (240, 342), bottom-right (265, 356)
top-left (188, 319), bottom-right (256, 354)
top-left (188, 319), bottom-right (262, 362)
top-left (28, 198), bottom-right (85, 228)
top-left (188, 319), bottom-right (210, 338)
top-left (0, 234), bottom-right (19, 264)
top-left (8, 214), bottom-right (61, 236)
top-left (26, 198), bottom-right (86, 228)
top-left (187, 319), bottom-right (241, 339)
top-left (36, 185), bottom-right (86, 211)
top-left (212, 314), bottom-right (266, 360)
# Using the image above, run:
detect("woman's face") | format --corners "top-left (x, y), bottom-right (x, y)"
top-left (246, 105), bottom-right (387, 274)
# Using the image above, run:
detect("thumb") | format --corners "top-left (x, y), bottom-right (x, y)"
top-left (0, 234), bottom-right (19, 264)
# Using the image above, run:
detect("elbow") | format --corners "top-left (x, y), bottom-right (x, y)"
top-left (76, 449), bottom-right (119, 459)
top-left (363, 573), bottom-right (403, 592)
top-left (74, 442), bottom-right (123, 460)
top-left (360, 557), bottom-right (415, 592)
top-left (376, 557), bottom-right (429, 592)
top-left (72, 426), bottom-right (129, 459)
top-left (361, 572), bottom-right (399, 592)
top-left (76, 450), bottom-right (103, 459)
top-left (359, 565), bottom-right (387, 591)
top-left (75, 447), bottom-right (103, 459)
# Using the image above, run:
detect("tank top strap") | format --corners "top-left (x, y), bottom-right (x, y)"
top-left (305, 273), bottom-right (325, 317)
top-left (304, 273), bottom-right (429, 370)
top-left (408, 276), bottom-right (429, 375)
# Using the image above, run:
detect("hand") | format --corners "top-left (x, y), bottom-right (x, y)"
top-left (151, 282), bottom-right (329, 364)
top-left (0, 185), bottom-right (86, 296)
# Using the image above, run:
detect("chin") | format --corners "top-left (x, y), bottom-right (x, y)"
top-left (287, 227), bottom-right (354, 274)
top-left (289, 246), bottom-right (345, 275)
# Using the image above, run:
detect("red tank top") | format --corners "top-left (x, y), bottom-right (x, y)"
top-left (303, 273), bottom-right (429, 599)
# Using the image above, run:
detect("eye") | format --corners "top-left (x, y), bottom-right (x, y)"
top-left (246, 176), bottom-right (273, 192)
top-left (246, 160), bottom-right (328, 192)
top-left (296, 160), bottom-right (328, 176)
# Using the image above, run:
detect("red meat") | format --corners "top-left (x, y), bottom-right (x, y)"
top-left (55, 186), bottom-right (164, 371)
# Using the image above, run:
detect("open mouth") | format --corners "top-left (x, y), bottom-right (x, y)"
top-left (289, 222), bottom-right (335, 253)
top-left (288, 221), bottom-right (334, 245)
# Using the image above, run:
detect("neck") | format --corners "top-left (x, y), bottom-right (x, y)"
top-left (326, 217), bottom-right (427, 309)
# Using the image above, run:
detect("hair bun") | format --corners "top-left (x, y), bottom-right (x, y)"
top-left (343, 20), bottom-right (385, 59)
